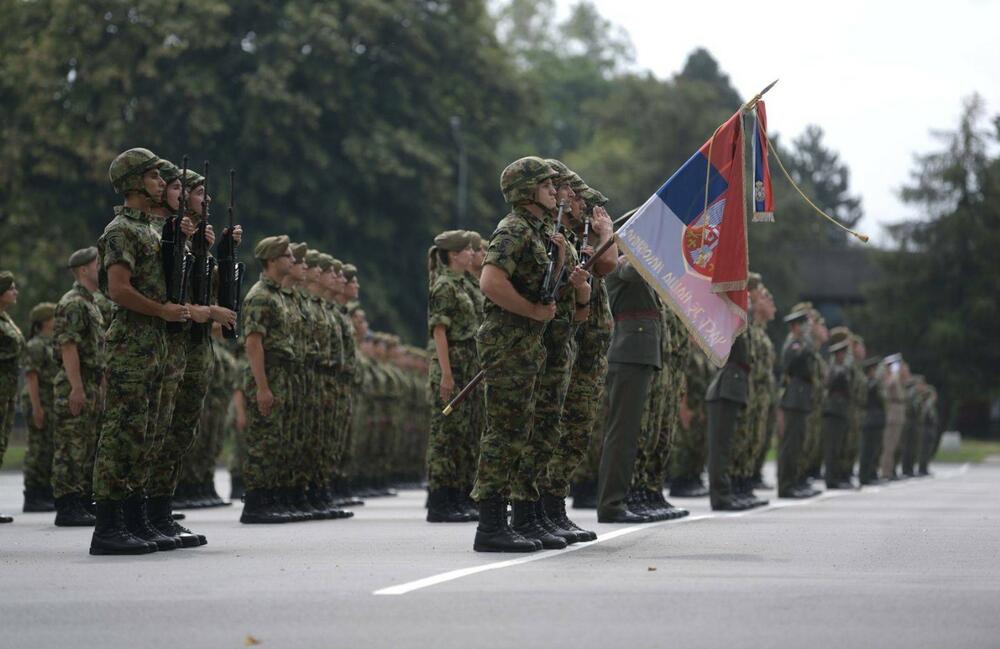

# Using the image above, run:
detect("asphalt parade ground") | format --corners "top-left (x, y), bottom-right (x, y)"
top-left (2, 462), bottom-right (999, 649)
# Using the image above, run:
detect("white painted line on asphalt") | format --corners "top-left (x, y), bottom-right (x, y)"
top-left (373, 463), bottom-right (971, 596)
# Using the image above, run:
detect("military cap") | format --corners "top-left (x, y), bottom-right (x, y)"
top-left (0, 271), bottom-right (14, 293)
top-left (317, 254), bottom-right (335, 271)
top-left (579, 187), bottom-right (608, 206)
top-left (828, 326), bottom-right (852, 345)
top-left (330, 258), bottom-right (344, 274)
top-left (342, 264), bottom-right (358, 281)
top-left (304, 249), bottom-right (323, 268)
top-left (828, 338), bottom-right (850, 353)
top-left (783, 309), bottom-right (809, 324)
top-left (290, 242), bottom-right (308, 263)
top-left (254, 235), bottom-right (290, 261)
top-left (465, 231), bottom-right (484, 250)
top-left (67, 246), bottom-right (99, 269)
top-left (29, 302), bottom-right (56, 323)
top-left (791, 301), bottom-right (813, 314)
top-left (433, 230), bottom-right (471, 252)
top-left (747, 272), bottom-right (763, 291)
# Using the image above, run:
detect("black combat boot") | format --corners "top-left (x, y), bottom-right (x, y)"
top-left (541, 493), bottom-right (596, 542)
top-left (456, 486), bottom-right (479, 520)
top-left (276, 487), bottom-right (312, 522)
top-left (292, 485), bottom-right (326, 520)
top-left (570, 479), bottom-right (598, 509)
top-left (240, 489), bottom-right (290, 524)
top-left (54, 494), bottom-right (97, 527)
top-left (532, 499), bottom-right (581, 545)
top-left (426, 488), bottom-right (473, 523)
top-left (147, 496), bottom-right (206, 547)
top-left (316, 484), bottom-right (354, 519)
top-left (648, 489), bottom-right (690, 519)
top-left (229, 475), bottom-right (245, 501)
top-left (738, 477), bottom-right (769, 508)
top-left (670, 477), bottom-right (710, 498)
top-left (23, 486), bottom-right (55, 512)
top-left (0, 512), bottom-right (12, 523)
top-left (171, 483), bottom-right (193, 510)
top-left (89, 500), bottom-right (157, 555)
top-left (123, 495), bottom-right (179, 550)
top-left (510, 499), bottom-right (567, 549)
top-left (473, 496), bottom-right (538, 553)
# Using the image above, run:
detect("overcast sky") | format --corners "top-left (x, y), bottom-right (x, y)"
top-left (556, 0), bottom-right (1000, 245)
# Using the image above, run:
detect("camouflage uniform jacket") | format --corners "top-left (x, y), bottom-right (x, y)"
top-left (320, 299), bottom-right (344, 371)
top-left (93, 290), bottom-right (115, 328)
top-left (21, 334), bottom-right (58, 409)
top-left (461, 274), bottom-right (485, 322)
top-left (53, 281), bottom-right (107, 373)
top-left (98, 206), bottom-right (168, 308)
top-left (428, 267), bottom-right (479, 343)
top-left (242, 274), bottom-right (295, 362)
top-left (482, 206), bottom-right (554, 325)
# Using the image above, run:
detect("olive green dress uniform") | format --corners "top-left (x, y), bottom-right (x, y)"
top-left (472, 205), bottom-right (552, 503)
top-left (705, 331), bottom-right (751, 509)
top-left (778, 332), bottom-right (815, 496)
top-left (821, 354), bottom-right (851, 486)
top-left (0, 299), bottom-right (26, 479)
top-left (21, 326), bottom-right (59, 495)
top-left (52, 282), bottom-right (107, 499)
top-left (859, 364), bottom-right (886, 483)
top-left (426, 267), bottom-right (482, 491)
top-left (93, 206), bottom-right (171, 501)
top-left (241, 273), bottom-right (297, 492)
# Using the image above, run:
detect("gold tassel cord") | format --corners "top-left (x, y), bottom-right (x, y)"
top-left (763, 131), bottom-right (870, 244)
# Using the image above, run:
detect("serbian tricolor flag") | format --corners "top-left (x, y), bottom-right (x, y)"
top-left (616, 102), bottom-right (771, 367)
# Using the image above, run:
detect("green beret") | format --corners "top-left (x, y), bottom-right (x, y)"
top-left (181, 169), bottom-right (205, 192)
top-left (580, 187), bottom-right (608, 206)
top-left (317, 254), bottom-right (334, 271)
top-left (254, 235), bottom-right (290, 261)
top-left (67, 246), bottom-right (98, 269)
top-left (0, 271), bottom-right (14, 293)
top-left (157, 160), bottom-right (183, 186)
top-left (29, 302), bottom-right (56, 323)
top-left (304, 249), bottom-right (323, 268)
top-left (747, 272), bottom-right (763, 291)
top-left (290, 242), bottom-right (308, 263)
top-left (434, 230), bottom-right (471, 252)
top-left (331, 258), bottom-right (344, 274)
top-left (342, 264), bottom-right (358, 281)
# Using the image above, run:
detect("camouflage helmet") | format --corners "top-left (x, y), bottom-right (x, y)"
top-left (500, 156), bottom-right (558, 205)
top-left (157, 160), bottom-right (183, 186)
top-left (109, 147), bottom-right (161, 194)
top-left (544, 158), bottom-right (576, 187)
top-left (181, 169), bottom-right (205, 192)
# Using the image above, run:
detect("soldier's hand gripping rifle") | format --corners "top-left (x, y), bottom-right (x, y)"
top-left (189, 160), bottom-right (216, 342)
top-left (538, 199), bottom-right (567, 305)
top-left (163, 155), bottom-right (195, 333)
top-left (216, 169), bottom-right (245, 339)
top-left (442, 233), bottom-right (618, 416)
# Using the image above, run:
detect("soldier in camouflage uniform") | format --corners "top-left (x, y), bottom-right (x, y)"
top-left (471, 156), bottom-right (562, 553)
top-left (21, 302), bottom-right (58, 512)
top-left (425, 229), bottom-right (478, 523)
top-left (460, 231), bottom-right (486, 512)
top-left (669, 341), bottom-right (712, 497)
top-left (51, 248), bottom-right (107, 527)
top-left (0, 270), bottom-right (25, 524)
top-left (90, 147), bottom-right (191, 555)
top-left (240, 235), bottom-right (299, 524)
top-left (541, 186), bottom-right (617, 538)
top-left (330, 259), bottom-right (363, 504)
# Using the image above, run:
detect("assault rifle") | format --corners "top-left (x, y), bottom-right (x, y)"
top-left (189, 160), bottom-right (216, 342)
top-left (216, 168), bottom-right (245, 339)
top-left (442, 233), bottom-right (617, 416)
top-left (163, 155), bottom-right (194, 334)
top-left (538, 199), bottom-right (567, 304)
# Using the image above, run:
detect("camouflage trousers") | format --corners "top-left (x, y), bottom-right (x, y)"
top-left (229, 409), bottom-right (246, 481)
top-left (289, 363), bottom-right (318, 487)
top-left (333, 373), bottom-right (356, 480)
top-left (542, 339), bottom-right (608, 497)
top-left (519, 321), bottom-right (576, 500)
top-left (631, 368), bottom-right (666, 492)
top-left (732, 383), bottom-right (768, 479)
top-left (0, 370), bottom-right (17, 475)
top-left (21, 387), bottom-right (55, 490)
top-left (182, 390), bottom-right (230, 485)
top-left (148, 336), bottom-right (212, 498)
top-left (426, 339), bottom-right (481, 490)
top-left (317, 370), bottom-right (342, 485)
top-left (51, 370), bottom-right (102, 499)
top-left (144, 332), bottom-right (187, 489)
top-left (570, 389), bottom-right (608, 485)
top-left (244, 361), bottom-right (293, 491)
top-left (753, 400), bottom-right (778, 479)
top-left (92, 318), bottom-right (168, 500)
top-left (471, 318), bottom-right (546, 502)
top-left (670, 399), bottom-right (707, 481)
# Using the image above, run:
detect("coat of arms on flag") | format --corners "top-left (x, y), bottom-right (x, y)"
top-left (616, 99), bottom-right (773, 367)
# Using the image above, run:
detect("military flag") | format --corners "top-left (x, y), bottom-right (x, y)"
top-left (616, 102), bottom-right (772, 367)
